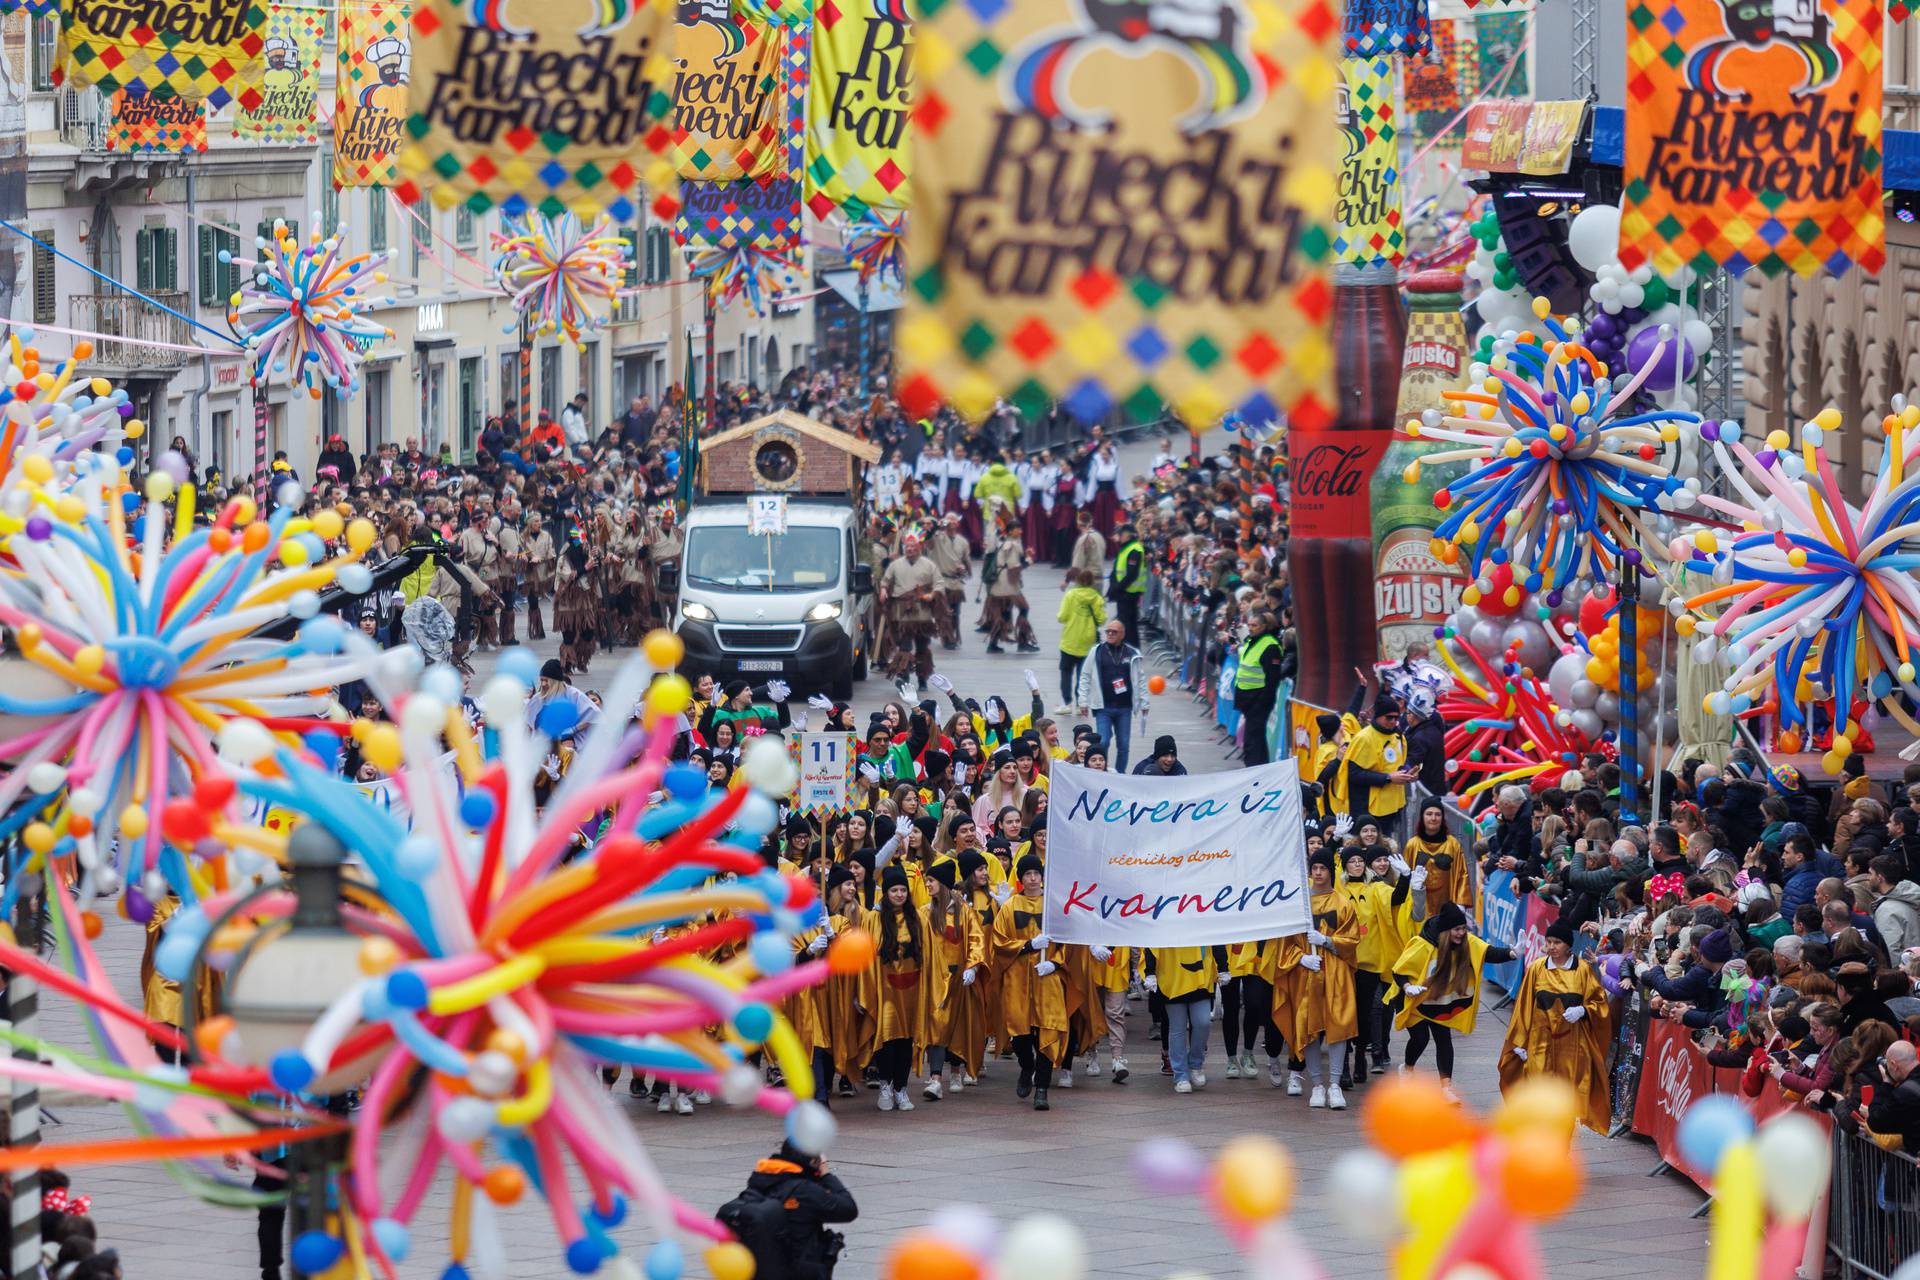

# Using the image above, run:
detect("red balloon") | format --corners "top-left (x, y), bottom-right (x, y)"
top-left (1477, 562), bottom-right (1521, 616)
top-left (1578, 587), bottom-right (1618, 638)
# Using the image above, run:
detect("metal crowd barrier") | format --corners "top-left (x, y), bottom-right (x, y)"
top-left (1830, 1126), bottom-right (1920, 1280)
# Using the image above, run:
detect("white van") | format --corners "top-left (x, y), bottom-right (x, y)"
top-left (667, 499), bottom-right (874, 699)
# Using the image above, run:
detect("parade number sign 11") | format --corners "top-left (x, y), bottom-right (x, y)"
top-left (796, 732), bottom-right (853, 815)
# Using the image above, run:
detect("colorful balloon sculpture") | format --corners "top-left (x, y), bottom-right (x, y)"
top-left (226, 217), bottom-right (395, 399)
top-left (0, 331), bottom-right (140, 494)
top-left (490, 214), bottom-right (631, 350)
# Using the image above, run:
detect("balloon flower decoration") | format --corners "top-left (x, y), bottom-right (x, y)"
top-left (0, 330), bottom-right (140, 495)
top-left (491, 214), bottom-right (630, 350)
top-left (1671, 1097), bottom-right (1831, 1280)
top-left (141, 636), bottom-right (852, 1280)
top-left (1404, 300), bottom-right (1697, 600)
top-left (1671, 406), bottom-right (1920, 771)
top-left (1434, 626), bottom-right (1601, 807)
top-left (226, 216), bottom-right (394, 399)
top-left (844, 210), bottom-right (905, 293)
top-left (686, 244), bottom-right (803, 316)
top-left (0, 466), bottom-right (382, 902)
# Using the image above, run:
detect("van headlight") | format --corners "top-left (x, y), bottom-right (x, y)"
top-left (682, 601), bottom-right (716, 622)
top-left (806, 601), bottom-right (843, 622)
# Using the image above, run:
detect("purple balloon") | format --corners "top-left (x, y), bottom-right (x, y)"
top-left (1626, 327), bottom-right (1696, 391)
top-left (1601, 952), bottom-right (1625, 996)
top-left (1132, 1136), bottom-right (1208, 1195)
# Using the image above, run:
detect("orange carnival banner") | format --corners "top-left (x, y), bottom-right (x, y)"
top-left (107, 90), bottom-right (209, 152)
top-left (1620, 0), bottom-right (1883, 276)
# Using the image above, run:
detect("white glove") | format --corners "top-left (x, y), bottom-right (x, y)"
top-left (807, 934), bottom-right (829, 956)
top-left (1411, 866), bottom-right (1428, 889)
top-left (1299, 954), bottom-right (1323, 972)
top-left (962, 967), bottom-right (977, 986)
top-left (543, 753), bottom-right (562, 780)
top-left (1331, 813), bottom-right (1354, 838)
top-left (1143, 974), bottom-right (1159, 993)
top-left (1023, 668), bottom-right (1040, 692)
top-left (1306, 929), bottom-right (1328, 947)
top-left (993, 884), bottom-right (1013, 903)
top-left (1404, 983), bottom-right (1427, 998)
top-left (1090, 946), bottom-right (1112, 963)
top-left (1215, 971), bottom-right (1230, 987)
top-left (1563, 1006), bottom-right (1587, 1023)
top-left (928, 673), bottom-right (953, 693)
top-left (1388, 854), bottom-right (1411, 877)
top-left (1029, 934), bottom-right (1051, 951)
top-left (766, 679), bottom-right (791, 702)
top-left (1511, 1047), bottom-right (1528, 1062)
top-left (821, 921), bottom-right (837, 940)
top-left (1034, 960), bottom-right (1058, 978)
top-left (791, 711), bottom-right (809, 733)
top-left (808, 694), bottom-right (834, 710)
top-left (857, 760), bottom-right (880, 783)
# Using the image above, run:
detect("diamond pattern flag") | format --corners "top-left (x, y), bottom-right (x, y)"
top-left (394, 0), bottom-right (678, 221)
top-left (675, 0), bottom-right (808, 250)
top-left (237, 0), bottom-right (323, 142)
top-left (803, 0), bottom-right (912, 218)
top-left (334, 0), bottom-right (410, 188)
top-left (1342, 0), bottom-right (1430, 58)
top-left (1402, 17), bottom-right (1458, 113)
top-left (1336, 56), bottom-right (1402, 265)
top-left (898, 0), bottom-right (1338, 431)
top-left (1474, 8), bottom-right (1527, 97)
top-left (670, 0), bottom-right (787, 181)
top-left (107, 90), bottom-right (208, 152)
top-left (58, 0), bottom-right (269, 109)
top-left (1621, 0), bottom-right (1883, 276)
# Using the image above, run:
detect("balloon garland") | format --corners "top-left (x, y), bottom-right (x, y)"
top-left (0, 331), bottom-right (140, 495)
top-left (226, 216), bottom-right (395, 399)
top-left (490, 214), bottom-right (631, 350)
top-left (844, 210), bottom-right (905, 292)
top-left (687, 243), bottom-right (802, 316)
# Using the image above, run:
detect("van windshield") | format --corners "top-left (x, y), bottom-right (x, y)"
top-left (684, 525), bottom-right (842, 591)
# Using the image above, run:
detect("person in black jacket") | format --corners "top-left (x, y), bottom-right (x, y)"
top-left (1402, 685), bottom-right (1448, 803)
top-left (725, 1143), bottom-right (858, 1280)
top-left (1480, 787), bottom-right (1541, 879)
top-left (1868, 1041), bottom-right (1920, 1154)
top-left (1230, 610), bottom-right (1290, 766)
top-left (1632, 926), bottom-right (1734, 1029)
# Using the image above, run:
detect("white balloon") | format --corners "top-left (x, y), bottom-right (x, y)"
top-left (927, 1204), bottom-right (999, 1258)
top-left (1594, 692), bottom-right (1621, 723)
top-left (1326, 1150), bottom-right (1399, 1239)
top-left (742, 735), bottom-right (799, 794)
top-left (1619, 283), bottom-right (1645, 310)
top-left (1569, 708), bottom-right (1604, 740)
top-left (1000, 1215), bottom-right (1089, 1280)
top-left (1548, 651), bottom-right (1588, 707)
top-left (1755, 1114), bottom-right (1831, 1220)
top-left (1567, 204), bottom-right (1623, 272)
top-left (1683, 319), bottom-right (1713, 356)
top-left (785, 1099), bottom-right (837, 1153)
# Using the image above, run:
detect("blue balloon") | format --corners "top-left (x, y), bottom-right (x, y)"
top-left (386, 969), bottom-right (429, 1010)
top-left (731, 1002), bottom-right (775, 1044)
top-left (1676, 1094), bottom-right (1753, 1174)
top-left (749, 932), bottom-right (793, 975)
top-left (270, 1050), bottom-right (315, 1094)
top-left (498, 647), bottom-right (541, 687)
top-left (565, 1238), bottom-right (603, 1275)
top-left (371, 1218), bottom-right (410, 1262)
top-left (587, 1192), bottom-right (627, 1229)
top-left (291, 1233), bottom-right (343, 1274)
top-left (537, 700), bottom-right (580, 739)
top-left (644, 1238), bottom-right (683, 1280)
top-left (662, 763), bottom-right (707, 800)
top-left (460, 790), bottom-right (498, 829)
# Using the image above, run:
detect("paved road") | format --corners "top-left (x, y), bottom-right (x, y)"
top-left (31, 427), bottom-right (1709, 1279)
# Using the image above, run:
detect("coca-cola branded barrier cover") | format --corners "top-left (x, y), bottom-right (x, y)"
top-left (1288, 428), bottom-right (1393, 540)
top-left (1630, 1018), bottom-right (1825, 1191)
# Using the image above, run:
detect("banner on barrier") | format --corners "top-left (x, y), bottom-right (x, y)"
top-left (1630, 1017), bottom-right (1824, 1191)
top-left (1477, 869), bottom-right (1592, 990)
top-left (1044, 761), bottom-right (1311, 946)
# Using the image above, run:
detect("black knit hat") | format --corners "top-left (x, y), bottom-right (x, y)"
top-left (927, 859), bottom-right (959, 889)
top-left (1424, 901), bottom-right (1469, 938)
top-left (1016, 853), bottom-right (1044, 878)
top-left (881, 865), bottom-right (909, 892)
top-left (957, 850), bottom-right (988, 879)
top-left (825, 864), bottom-right (855, 894)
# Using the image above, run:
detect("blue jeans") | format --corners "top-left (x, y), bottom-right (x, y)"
top-left (1165, 998), bottom-right (1211, 1084)
top-left (1094, 706), bottom-right (1133, 772)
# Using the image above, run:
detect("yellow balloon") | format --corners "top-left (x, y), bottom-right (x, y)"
top-left (1493, 1076), bottom-right (1579, 1142)
top-left (1394, 1149), bottom-right (1475, 1280)
top-left (705, 1242), bottom-right (756, 1280)
top-left (1214, 1134), bottom-right (1293, 1223)
top-left (346, 517), bottom-right (377, 554)
top-left (647, 674), bottom-right (693, 717)
top-left (363, 723), bottom-right (403, 773)
top-left (643, 629), bottom-right (686, 670)
top-left (311, 509), bottom-right (345, 541)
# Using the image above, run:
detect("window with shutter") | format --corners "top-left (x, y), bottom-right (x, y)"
top-left (198, 226), bottom-right (218, 306)
top-left (30, 15), bottom-right (57, 92)
top-left (161, 228), bottom-right (178, 291)
top-left (136, 229), bottom-right (156, 293)
top-left (454, 207), bottom-right (475, 247)
top-left (369, 194), bottom-right (388, 254)
top-left (31, 238), bottom-right (54, 325)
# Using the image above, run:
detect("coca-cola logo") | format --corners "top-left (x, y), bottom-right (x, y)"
top-left (1295, 443), bottom-right (1371, 500)
top-left (1655, 1036), bottom-right (1694, 1121)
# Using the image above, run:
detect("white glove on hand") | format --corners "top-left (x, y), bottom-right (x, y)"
top-left (1512, 1047), bottom-right (1528, 1062)
top-left (808, 694), bottom-right (834, 710)
top-left (928, 673), bottom-right (953, 693)
top-left (993, 884), bottom-right (1013, 903)
top-left (1030, 934), bottom-right (1051, 951)
top-left (1388, 855), bottom-right (1411, 876)
top-left (1306, 930), bottom-right (1329, 947)
top-left (1034, 960), bottom-right (1058, 978)
top-left (766, 679), bottom-right (791, 702)
top-left (1331, 813), bottom-right (1354, 838)
top-left (1023, 668), bottom-right (1040, 691)
top-left (1404, 983), bottom-right (1427, 998)
top-left (1299, 954), bottom-right (1323, 972)
top-left (543, 753), bottom-right (562, 780)
top-left (791, 712), bottom-right (809, 733)
top-left (1563, 1006), bottom-right (1587, 1023)
top-left (1090, 945), bottom-right (1113, 963)
top-left (962, 967), bottom-right (977, 986)
top-left (807, 935), bottom-right (829, 956)
top-left (857, 760), bottom-right (880, 783)
top-left (1143, 975), bottom-right (1159, 993)
top-left (1411, 866), bottom-right (1429, 889)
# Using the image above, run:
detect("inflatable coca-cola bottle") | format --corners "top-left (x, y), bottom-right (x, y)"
top-left (1289, 261), bottom-right (1405, 707)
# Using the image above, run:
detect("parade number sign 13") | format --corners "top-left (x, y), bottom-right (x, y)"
top-left (395, 0), bottom-right (678, 221)
top-left (897, 0), bottom-right (1339, 432)
top-left (1620, 0), bottom-right (1884, 276)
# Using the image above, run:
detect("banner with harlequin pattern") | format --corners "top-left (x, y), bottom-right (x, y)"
top-left (1620, 0), bottom-right (1883, 276)
top-left (670, 0), bottom-right (787, 181)
top-left (1336, 56), bottom-right (1402, 266)
top-left (674, 0), bottom-right (808, 250)
top-left (108, 90), bottom-right (208, 151)
top-left (236, 0), bottom-right (322, 142)
top-left (897, 0), bottom-right (1337, 431)
top-left (334, 0), bottom-right (410, 188)
top-left (1402, 17), bottom-right (1458, 113)
top-left (803, 0), bottom-right (911, 218)
top-left (393, 0), bottom-right (678, 221)
top-left (1341, 0), bottom-right (1429, 58)
top-left (1474, 9), bottom-right (1527, 97)
top-left (58, 0), bottom-right (269, 110)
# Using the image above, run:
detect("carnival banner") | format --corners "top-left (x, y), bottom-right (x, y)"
top-left (1474, 8), bottom-right (1527, 97)
top-left (335, 0), bottom-right (410, 188)
top-left (803, 0), bottom-right (912, 218)
top-left (1402, 18), bottom-right (1459, 114)
top-left (1042, 761), bottom-right (1312, 947)
top-left (1343, 0), bottom-right (1430, 59)
top-left (59, 0), bottom-right (270, 109)
top-left (674, 0), bottom-right (808, 249)
top-left (237, 0), bottom-right (323, 143)
top-left (1620, 0), bottom-right (1884, 276)
top-left (898, 0), bottom-right (1338, 431)
top-left (670, 0), bottom-right (787, 182)
top-left (1337, 56), bottom-right (1403, 266)
top-left (394, 0), bottom-right (678, 220)
top-left (108, 90), bottom-right (209, 152)
top-left (1460, 98), bottom-right (1583, 173)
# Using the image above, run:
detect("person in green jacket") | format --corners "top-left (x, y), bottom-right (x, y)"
top-left (1055, 568), bottom-right (1107, 713)
top-left (972, 459), bottom-right (1025, 512)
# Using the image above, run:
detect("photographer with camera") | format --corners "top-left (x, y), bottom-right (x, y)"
top-left (719, 1142), bottom-right (858, 1280)
top-left (1867, 1040), bottom-right (1920, 1152)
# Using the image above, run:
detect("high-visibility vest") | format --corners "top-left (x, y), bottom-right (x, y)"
top-left (1115, 541), bottom-right (1146, 593)
top-left (1235, 634), bottom-right (1279, 691)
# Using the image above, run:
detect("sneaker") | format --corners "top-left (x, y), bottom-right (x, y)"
top-left (946, 1072), bottom-right (963, 1095)
top-left (1084, 1057), bottom-right (1101, 1078)
top-left (1226, 1059), bottom-right (1242, 1079)
top-left (656, 1092), bottom-right (672, 1114)
top-left (878, 1085), bottom-right (896, 1111)
top-left (1286, 1071), bottom-right (1303, 1097)
top-left (1309, 1085), bottom-right (1327, 1108)
top-left (628, 1077), bottom-right (646, 1098)
top-left (1160, 1054), bottom-right (1173, 1076)
top-left (1057, 1072), bottom-right (1074, 1089)
top-left (1328, 1085), bottom-right (1347, 1110)
top-left (1054, 705), bottom-right (1077, 716)
top-left (895, 1093), bottom-right (915, 1112)
top-left (1017, 1069), bottom-right (1033, 1100)
top-left (1240, 1053), bottom-right (1256, 1077)
top-left (1371, 1055), bottom-right (1389, 1075)
top-left (1017, 644), bottom-right (1042, 654)
top-left (964, 1073), bottom-right (979, 1086)
top-left (1033, 1087), bottom-right (1050, 1111)
top-left (1442, 1083), bottom-right (1461, 1104)
top-left (1148, 1025), bottom-right (1164, 1041)
top-left (691, 1090), bottom-right (712, 1105)
top-left (923, 1078), bottom-right (943, 1101)
top-left (1268, 1058), bottom-right (1286, 1087)
top-left (1174, 1079), bottom-right (1193, 1094)
top-left (674, 1094), bottom-right (694, 1115)
top-left (1111, 1058), bottom-right (1130, 1084)
top-left (1191, 1070), bottom-right (1207, 1089)
top-left (837, 1079), bottom-right (855, 1098)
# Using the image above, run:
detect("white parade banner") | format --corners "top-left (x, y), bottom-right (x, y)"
top-left (1043, 760), bottom-right (1311, 947)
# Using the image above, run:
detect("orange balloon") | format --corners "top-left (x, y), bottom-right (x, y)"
top-left (1147, 675), bottom-right (1167, 695)
top-left (1499, 1130), bottom-right (1582, 1217)
top-left (195, 1014), bottom-right (236, 1061)
top-left (1776, 729), bottom-right (1803, 755)
top-left (80, 911), bottom-right (103, 940)
top-left (884, 1234), bottom-right (981, 1280)
top-left (1362, 1076), bottom-right (1477, 1158)
top-left (483, 1165), bottom-right (526, 1205)
top-left (828, 928), bottom-right (876, 976)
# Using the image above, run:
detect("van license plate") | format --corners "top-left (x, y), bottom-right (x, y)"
top-left (738, 659), bottom-right (783, 672)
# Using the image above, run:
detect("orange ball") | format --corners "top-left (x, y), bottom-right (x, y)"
top-left (884, 1234), bottom-right (981, 1280)
top-left (195, 1014), bottom-right (236, 1061)
top-left (483, 1165), bottom-right (526, 1205)
top-left (1362, 1075), bottom-right (1477, 1158)
top-left (827, 928), bottom-right (876, 976)
top-left (242, 521), bottom-right (272, 554)
top-left (1499, 1130), bottom-right (1583, 1217)
top-left (80, 911), bottom-right (103, 940)
top-left (1147, 675), bottom-right (1167, 695)
top-left (1776, 729), bottom-right (1803, 755)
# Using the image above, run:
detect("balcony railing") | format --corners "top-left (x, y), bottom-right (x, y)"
top-left (69, 291), bottom-right (192, 370)
top-left (58, 88), bottom-right (108, 153)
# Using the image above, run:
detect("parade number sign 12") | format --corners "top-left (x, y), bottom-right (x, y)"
top-left (897, 0), bottom-right (1339, 432)
top-left (1620, 0), bottom-right (1883, 276)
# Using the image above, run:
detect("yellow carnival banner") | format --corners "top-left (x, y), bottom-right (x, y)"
top-left (670, 0), bottom-right (787, 182)
top-left (335, 0), bottom-right (411, 187)
top-left (897, 0), bottom-right (1338, 431)
top-left (1336, 56), bottom-right (1402, 266)
top-left (59, 0), bottom-right (269, 109)
top-left (237, 0), bottom-right (323, 143)
top-left (395, 0), bottom-right (678, 220)
top-left (803, 0), bottom-right (911, 218)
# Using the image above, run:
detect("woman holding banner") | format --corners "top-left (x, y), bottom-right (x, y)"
top-left (992, 855), bottom-right (1071, 1112)
top-left (1496, 920), bottom-right (1612, 1132)
top-left (1271, 849), bottom-right (1361, 1110)
top-left (1387, 902), bottom-right (1519, 1103)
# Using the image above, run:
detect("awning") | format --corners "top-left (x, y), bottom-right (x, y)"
top-left (822, 268), bottom-right (903, 313)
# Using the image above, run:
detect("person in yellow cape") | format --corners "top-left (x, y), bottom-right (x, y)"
top-left (864, 865), bottom-right (931, 1113)
top-left (1308, 711), bottom-right (1345, 817)
top-left (991, 854), bottom-right (1070, 1111)
top-left (798, 865), bottom-right (879, 1106)
top-left (1055, 937), bottom-right (1112, 1092)
top-left (1272, 848), bottom-right (1361, 1109)
top-left (1405, 798), bottom-right (1475, 919)
top-left (1329, 694), bottom-right (1417, 824)
top-left (1497, 919), bottom-right (1612, 1132)
top-left (1339, 844), bottom-right (1418, 1080)
top-left (959, 848), bottom-right (1007, 1057)
top-left (920, 858), bottom-right (987, 1101)
top-left (1385, 902), bottom-right (1519, 1102)
top-left (1221, 936), bottom-right (1283, 1082)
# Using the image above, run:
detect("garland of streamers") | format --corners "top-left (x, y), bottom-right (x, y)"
top-left (490, 214), bottom-right (630, 350)
top-left (687, 243), bottom-right (802, 316)
top-left (225, 218), bottom-right (394, 399)
top-left (844, 210), bottom-right (905, 291)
